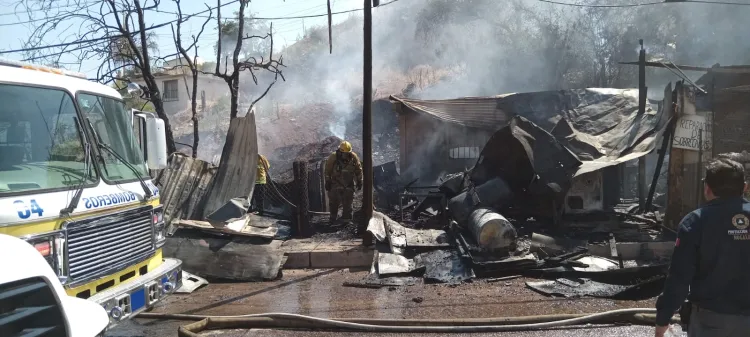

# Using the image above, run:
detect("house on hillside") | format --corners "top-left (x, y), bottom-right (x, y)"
top-left (132, 56), bottom-right (227, 117)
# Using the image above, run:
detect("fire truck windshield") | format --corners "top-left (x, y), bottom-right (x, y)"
top-left (0, 84), bottom-right (96, 195)
top-left (77, 93), bottom-right (148, 183)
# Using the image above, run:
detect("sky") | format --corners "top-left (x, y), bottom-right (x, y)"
top-left (0, 0), bottom-right (366, 77)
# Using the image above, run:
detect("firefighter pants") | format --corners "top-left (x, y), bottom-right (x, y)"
top-left (251, 183), bottom-right (265, 215)
top-left (329, 188), bottom-right (354, 223)
top-left (688, 306), bottom-right (750, 337)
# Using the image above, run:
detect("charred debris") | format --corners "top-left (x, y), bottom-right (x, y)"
top-left (157, 86), bottom-right (686, 299)
top-left (358, 88), bottom-right (678, 298)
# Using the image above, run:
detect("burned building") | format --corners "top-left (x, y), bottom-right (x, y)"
top-left (697, 66), bottom-right (750, 155)
top-left (391, 89), bottom-right (671, 215)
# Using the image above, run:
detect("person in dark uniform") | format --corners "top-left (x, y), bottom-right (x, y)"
top-left (655, 157), bottom-right (750, 337)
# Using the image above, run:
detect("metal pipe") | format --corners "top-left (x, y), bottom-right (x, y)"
top-left (619, 61), bottom-right (750, 74)
top-left (361, 0), bottom-right (374, 245)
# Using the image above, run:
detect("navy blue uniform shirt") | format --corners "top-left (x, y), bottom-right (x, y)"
top-left (655, 197), bottom-right (750, 326)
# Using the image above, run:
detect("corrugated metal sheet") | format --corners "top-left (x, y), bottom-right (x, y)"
top-left (154, 153), bottom-right (217, 228)
top-left (202, 112), bottom-right (259, 218)
top-left (391, 89), bottom-right (652, 132)
top-left (391, 95), bottom-right (511, 130)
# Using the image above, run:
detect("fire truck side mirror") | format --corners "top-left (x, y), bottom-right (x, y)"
top-left (145, 117), bottom-right (168, 170)
top-left (133, 111), bottom-right (168, 170)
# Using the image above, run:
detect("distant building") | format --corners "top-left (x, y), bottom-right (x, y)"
top-left (132, 56), bottom-right (226, 117)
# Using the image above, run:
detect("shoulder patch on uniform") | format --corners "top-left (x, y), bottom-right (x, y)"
top-left (732, 214), bottom-right (750, 230)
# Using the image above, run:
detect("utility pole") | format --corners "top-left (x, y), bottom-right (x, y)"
top-left (638, 39), bottom-right (648, 213)
top-left (361, 0), bottom-right (374, 245)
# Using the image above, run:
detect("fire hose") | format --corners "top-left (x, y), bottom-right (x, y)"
top-left (136, 308), bottom-right (680, 336)
top-left (264, 170), bottom-right (329, 216)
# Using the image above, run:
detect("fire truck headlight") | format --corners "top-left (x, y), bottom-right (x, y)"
top-left (152, 206), bottom-right (167, 248)
top-left (24, 233), bottom-right (65, 278)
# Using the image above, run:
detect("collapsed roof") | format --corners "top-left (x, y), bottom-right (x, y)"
top-left (391, 88), bottom-right (672, 176)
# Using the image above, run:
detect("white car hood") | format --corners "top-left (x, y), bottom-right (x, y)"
top-left (0, 234), bottom-right (108, 337)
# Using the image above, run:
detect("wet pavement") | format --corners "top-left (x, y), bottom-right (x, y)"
top-left (106, 269), bottom-right (675, 337)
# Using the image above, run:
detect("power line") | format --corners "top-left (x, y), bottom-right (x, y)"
top-left (0, 0), bottom-right (239, 55)
top-left (0, 2), bottom-right (98, 27)
top-left (536, 0), bottom-right (662, 7)
top-left (537, 0), bottom-right (750, 7)
top-left (5, 0), bottom-right (400, 57)
top-left (154, 0), bottom-right (400, 21)
top-left (0, 2), bottom-right (94, 17)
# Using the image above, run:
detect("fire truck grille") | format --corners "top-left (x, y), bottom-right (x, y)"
top-left (66, 205), bottom-right (154, 282)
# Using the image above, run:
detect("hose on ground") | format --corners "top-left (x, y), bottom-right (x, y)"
top-left (136, 309), bottom-right (677, 336)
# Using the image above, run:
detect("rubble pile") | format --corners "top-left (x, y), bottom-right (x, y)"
top-left (269, 136), bottom-right (342, 183)
top-left (353, 110), bottom-right (674, 295)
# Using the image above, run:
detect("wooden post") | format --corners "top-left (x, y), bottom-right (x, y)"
top-left (696, 129), bottom-right (703, 205)
top-left (319, 160), bottom-right (328, 212)
top-left (638, 39), bottom-right (648, 212)
top-left (293, 161), bottom-right (310, 237)
top-left (361, 0), bottom-right (374, 245)
top-left (665, 82), bottom-right (685, 231)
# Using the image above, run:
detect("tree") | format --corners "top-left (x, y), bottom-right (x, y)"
top-left (212, 0), bottom-right (285, 119)
top-left (171, 0), bottom-right (212, 158)
top-left (19, 0), bottom-right (181, 154)
top-left (215, 12), bottom-right (272, 65)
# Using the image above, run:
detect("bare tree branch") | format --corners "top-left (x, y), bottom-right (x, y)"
top-left (172, 0), bottom-right (212, 158)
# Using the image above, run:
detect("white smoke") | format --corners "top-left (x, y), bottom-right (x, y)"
top-left (324, 79), bottom-right (352, 139)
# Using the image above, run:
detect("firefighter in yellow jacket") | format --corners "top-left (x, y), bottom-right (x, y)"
top-left (325, 141), bottom-right (363, 224)
top-left (252, 154), bottom-right (270, 215)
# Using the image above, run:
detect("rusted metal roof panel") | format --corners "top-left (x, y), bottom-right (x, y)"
top-left (390, 95), bottom-right (512, 130)
top-left (154, 153), bottom-right (217, 228)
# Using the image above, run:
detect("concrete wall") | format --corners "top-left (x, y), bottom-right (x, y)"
top-left (135, 74), bottom-right (227, 116)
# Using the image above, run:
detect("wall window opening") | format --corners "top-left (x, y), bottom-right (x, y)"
top-left (163, 80), bottom-right (178, 101)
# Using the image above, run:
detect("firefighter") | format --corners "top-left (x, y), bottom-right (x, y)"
top-left (252, 154), bottom-right (270, 215)
top-left (324, 141), bottom-right (363, 224)
top-left (655, 158), bottom-right (750, 337)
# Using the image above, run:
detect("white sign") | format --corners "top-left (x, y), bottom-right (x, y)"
top-left (672, 114), bottom-right (709, 151)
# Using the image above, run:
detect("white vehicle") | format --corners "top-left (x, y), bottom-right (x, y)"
top-left (0, 233), bottom-right (109, 336)
top-left (0, 59), bottom-right (181, 329)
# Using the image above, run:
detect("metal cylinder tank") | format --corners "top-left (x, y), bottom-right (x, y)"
top-left (468, 208), bottom-right (517, 250)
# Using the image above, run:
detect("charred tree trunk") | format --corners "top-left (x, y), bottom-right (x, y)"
top-left (172, 0), bottom-right (211, 158)
top-left (190, 69), bottom-right (199, 158)
top-left (229, 76), bottom-right (240, 119)
top-left (132, 0), bottom-right (177, 154)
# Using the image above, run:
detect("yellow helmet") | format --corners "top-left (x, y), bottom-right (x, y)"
top-left (339, 141), bottom-right (352, 153)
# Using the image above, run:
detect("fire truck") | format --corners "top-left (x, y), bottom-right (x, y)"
top-left (0, 59), bottom-right (182, 329)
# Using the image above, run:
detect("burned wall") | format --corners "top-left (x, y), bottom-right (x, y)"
top-left (399, 110), bottom-right (494, 183)
top-left (708, 71), bottom-right (750, 155)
